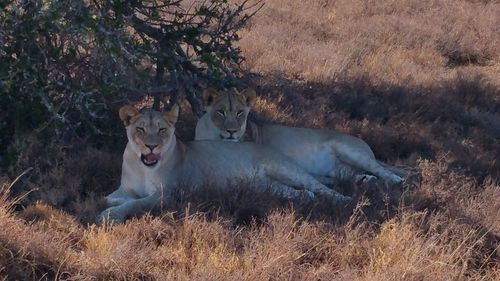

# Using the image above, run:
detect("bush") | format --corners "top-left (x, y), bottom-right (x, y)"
top-left (0, 0), bottom-right (260, 167)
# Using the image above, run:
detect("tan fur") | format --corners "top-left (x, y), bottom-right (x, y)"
top-left (196, 88), bottom-right (256, 142)
top-left (98, 105), bottom-right (351, 223)
top-left (195, 88), bottom-right (407, 185)
top-left (119, 105), bottom-right (141, 126)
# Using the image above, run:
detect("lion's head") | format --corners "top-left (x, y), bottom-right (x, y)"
top-left (202, 88), bottom-right (256, 141)
top-left (119, 104), bottom-right (179, 167)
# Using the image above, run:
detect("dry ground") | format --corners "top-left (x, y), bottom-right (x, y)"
top-left (1, 0), bottom-right (499, 280)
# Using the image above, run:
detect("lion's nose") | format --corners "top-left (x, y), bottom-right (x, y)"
top-left (145, 144), bottom-right (157, 151)
top-left (226, 129), bottom-right (237, 136)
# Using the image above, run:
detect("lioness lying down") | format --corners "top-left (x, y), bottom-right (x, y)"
top-left (195, 88), bottom-right (407, 185)
top-left (98, 105), bottom-right (351, 223)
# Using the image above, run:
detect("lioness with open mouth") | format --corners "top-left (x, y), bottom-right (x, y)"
top-left (98, 104), bottom-right (351, 223)
top-left (195, 88), bottom-right (409, 186)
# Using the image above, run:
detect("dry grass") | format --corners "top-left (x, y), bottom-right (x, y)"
top-left (1, 0), bottom-right (499, 279)
top-left (239, 0), bottom-right (500, 83)
top-left (0, 183), bottom-right (497, 280)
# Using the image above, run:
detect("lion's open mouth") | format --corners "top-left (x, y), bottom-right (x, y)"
top-left (141, 153), bottom-right (160, 166)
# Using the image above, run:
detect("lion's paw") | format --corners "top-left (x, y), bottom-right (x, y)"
top-left (355, 174), bottom-right (378, 185)
top-left (96, 207), bottom-right (126, 225)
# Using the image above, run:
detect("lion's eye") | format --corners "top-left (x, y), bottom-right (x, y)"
top-left (216, 110), bottom-right (225, 117)
top-left (158, 128), bottom-right (167, 133)
top-left (236, 110), bottom-right (244, 117)
top-left (136, 127), bottom-right (145, 133)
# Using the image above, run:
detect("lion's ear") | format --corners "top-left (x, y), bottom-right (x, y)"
top-left (239, 88), bottom-right (256, 106)
top-left (119, 105), bottom-right (140, 126)
top-left (164, 104), bottom-right (179, 124)
top-left (202, 88), bottom-right (219, 106)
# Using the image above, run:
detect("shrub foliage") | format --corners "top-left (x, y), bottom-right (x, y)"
top-left (0, 0), bottom-right (259, 166)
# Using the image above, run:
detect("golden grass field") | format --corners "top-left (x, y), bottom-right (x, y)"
top-left (1, 0), bottom-right (499, 280)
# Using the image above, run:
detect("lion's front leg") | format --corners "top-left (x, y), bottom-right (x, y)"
top-left (97, 192), bottom-right (162, 224)
top-left (104, 187), bottom-right (138, 207)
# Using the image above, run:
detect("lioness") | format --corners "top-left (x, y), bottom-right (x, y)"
top-left (98, 105), bottom-right (351, 223)
top-left (195, 88), bottom-right (406, 185)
